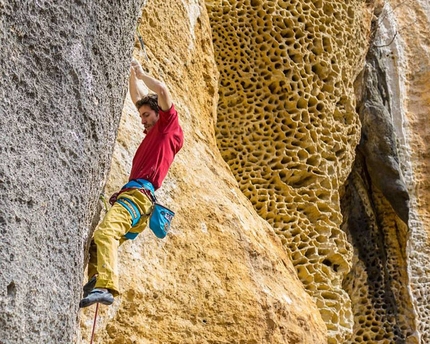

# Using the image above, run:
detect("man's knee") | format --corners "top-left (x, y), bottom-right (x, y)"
top-left (93, 226), bottom-right (110, 245)
top-left (93, 221), bottom-right (127, 244)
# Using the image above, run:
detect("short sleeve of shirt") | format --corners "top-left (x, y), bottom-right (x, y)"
top-left (157, 105), bottom-right (178, 134)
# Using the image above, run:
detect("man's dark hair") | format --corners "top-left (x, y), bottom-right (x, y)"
top-left (135, 93), bottom-right (159, 113)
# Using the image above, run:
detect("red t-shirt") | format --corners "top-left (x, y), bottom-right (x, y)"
top-left (129, 104), bottom-right (183, 190)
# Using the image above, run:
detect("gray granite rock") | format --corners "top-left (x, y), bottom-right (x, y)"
top-left (0, 1), bottom-right (142, 342)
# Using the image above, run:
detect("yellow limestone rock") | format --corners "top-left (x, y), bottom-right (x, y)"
top-left (206, 0), bottom-right (373, 343)
top-left (79, 1), bottom-right (326, 343)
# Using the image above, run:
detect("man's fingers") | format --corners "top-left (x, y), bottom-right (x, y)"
top-left (131, 58), bottom-right (142, 68)
top-left (131, 57), bottom-right (148, 77)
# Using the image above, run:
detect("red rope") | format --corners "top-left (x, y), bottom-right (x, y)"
top-left (90, 303), bottom-right (99, 344)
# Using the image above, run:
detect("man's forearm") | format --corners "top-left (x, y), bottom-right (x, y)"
top-left (131, 59), bottom-right (173, 111)
top-left (138, 73), bottom-right (165, 95)
top-left (129, 68), bottom-right (146, 105)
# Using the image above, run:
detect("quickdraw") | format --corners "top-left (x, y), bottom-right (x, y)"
top-left (136, 18), bottom-right (149, 61)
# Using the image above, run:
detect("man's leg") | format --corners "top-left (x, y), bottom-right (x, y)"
top-left (79, 203), bottom-right (131, 307)
top-left (87, 240), bottom-right (98, 280)
top-left (79, 189), bottom-right (152, 308)
top-left (92, 202), bottom-right (131, 294)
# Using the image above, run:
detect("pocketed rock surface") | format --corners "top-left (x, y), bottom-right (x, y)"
top-left (207, 0), bottom-right (372, 342)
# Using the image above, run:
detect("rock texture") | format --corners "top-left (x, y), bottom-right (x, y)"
top-left (341, 0), bottom-right (430, 343)
top-left (79, 1), bottom-right (326, 343)
top-left (3, 0), bottom-right (430, 343)
top-left (207, 1), bottom-right (373, 342)
top-left (341, 45), bottom-right (416, 343)
top-left (0, 1), bottom-right (143, 343)
top-left (370, 0), bottom-right (430, 343)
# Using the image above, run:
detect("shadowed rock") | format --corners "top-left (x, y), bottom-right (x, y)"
top-left (358, 46), bottom-right (409, 224)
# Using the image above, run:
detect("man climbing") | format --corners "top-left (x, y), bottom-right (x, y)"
top-left (79, 58), bottom-right (184, 308)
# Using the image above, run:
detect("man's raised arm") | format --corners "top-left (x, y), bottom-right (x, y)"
top-left (129, 63), bottom-right (146, 106)
top-left (130, 59), bottom-right (173, 111)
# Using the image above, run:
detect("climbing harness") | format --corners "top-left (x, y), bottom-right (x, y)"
top-left (117, 198), bottom-right (141, 228)
top-left (116, 179), bottom-right (175, 239)
top-left (117, 179), bottom-right (154, 239)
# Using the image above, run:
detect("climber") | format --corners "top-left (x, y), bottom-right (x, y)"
top-left (79, 58), bottom-right (184, 308)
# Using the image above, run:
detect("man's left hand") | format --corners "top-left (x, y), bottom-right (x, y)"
top-left (109, 192), bottom-right (119, 206)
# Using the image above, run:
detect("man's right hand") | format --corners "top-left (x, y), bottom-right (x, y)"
top-left (131, 58), bottom-right (145, 79)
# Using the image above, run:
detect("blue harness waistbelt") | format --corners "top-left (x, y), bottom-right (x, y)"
top-left (122, 179), bottom-right (155, 195)
top-left (116, 198), bottom-right (141, 227)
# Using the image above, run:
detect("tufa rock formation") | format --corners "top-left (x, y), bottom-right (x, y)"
top-left (368, 0), bottom-right (430, 343)
top-left (342, 0), bottom-right (430, 342)
top-left (341, 44), bottom-right (415, 343)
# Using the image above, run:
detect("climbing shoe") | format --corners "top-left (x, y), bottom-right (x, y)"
top-left (79, 289), bottom-right (114, 308)
top-left (82, 275), bottom-right (97, 298)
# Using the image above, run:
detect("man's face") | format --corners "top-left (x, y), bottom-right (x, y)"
top-left (138, 105), bottom-right (159, 132)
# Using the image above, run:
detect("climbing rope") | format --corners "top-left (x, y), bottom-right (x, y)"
top-left (90, 303), bottom-right (99, 344)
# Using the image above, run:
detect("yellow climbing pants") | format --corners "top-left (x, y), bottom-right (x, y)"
top-left (87, 188), bottom-right (153, 296)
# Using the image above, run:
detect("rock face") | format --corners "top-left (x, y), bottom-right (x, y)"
top-left (365, 0), bottom-right (430, 343)
top-left (3, 0), bottom-right (430, 343)
top-left (79, 1), bottom-right (326, 343)
top-left (0, 1), bottom-right (143, 343)
top-left (341, 45), bottom-right (416, 343)
top-left (207, 0), bottom-right (373, 342)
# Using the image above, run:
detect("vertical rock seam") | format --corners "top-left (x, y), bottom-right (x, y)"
top-left (341, 44), bottom-right (415, 342)
top-left (342, 0), bottom-right (430, 343)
